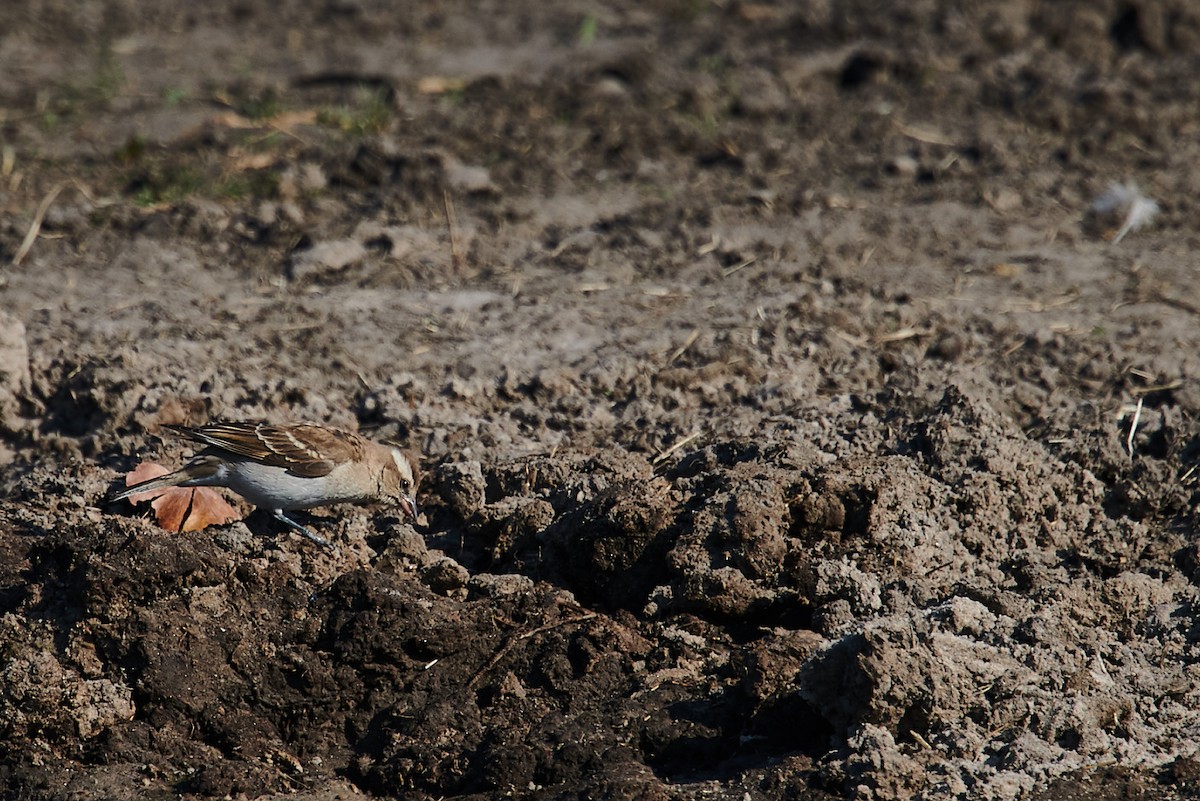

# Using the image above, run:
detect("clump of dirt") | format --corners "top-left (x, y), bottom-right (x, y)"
top-left (4, 1), bottom-right (1200, 800)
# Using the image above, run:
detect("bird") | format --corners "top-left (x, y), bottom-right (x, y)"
top-left (108, 421), bottom-right (420, 548)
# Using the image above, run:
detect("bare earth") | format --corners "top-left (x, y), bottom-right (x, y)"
top-left (3, 2), bottom-right (1200, 799)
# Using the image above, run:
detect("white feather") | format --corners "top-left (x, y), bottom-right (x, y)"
top-left (1090, 182), bottom-right (1160, 244)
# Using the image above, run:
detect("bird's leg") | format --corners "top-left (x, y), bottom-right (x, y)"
top-left (272, 509), bottom-right (333, 550)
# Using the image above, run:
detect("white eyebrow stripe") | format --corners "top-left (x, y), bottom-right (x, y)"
top-left (390, 448), bottom-right (411, 481)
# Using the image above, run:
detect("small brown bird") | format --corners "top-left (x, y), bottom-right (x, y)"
top-left (109, 422), bottom-right (420, 548)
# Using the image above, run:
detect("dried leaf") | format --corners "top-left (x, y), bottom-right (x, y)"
top-left (150, 488), bottom-right (193, 533)
top-left (123, 462), bottom-right (171, 504)
top-left (176, 487), bottom-right (240, 532)
top-left (122, 462), bottom-right (241, 533)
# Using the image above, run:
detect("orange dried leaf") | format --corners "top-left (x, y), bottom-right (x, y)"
top-left (177, 487), bottom-right (240, 532)
top-left (150, 489), bottom-right (192, 532)
top-left (124, 462), bottom-right (171, 504)
top-left (122, 462), bottom-right (241, 533)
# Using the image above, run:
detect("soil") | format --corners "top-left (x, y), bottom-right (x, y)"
top-left (3, 2), bottom-right (1200, 800)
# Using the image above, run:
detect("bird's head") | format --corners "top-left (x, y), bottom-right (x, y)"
top-left (377, 446), bottom-right (420, 521)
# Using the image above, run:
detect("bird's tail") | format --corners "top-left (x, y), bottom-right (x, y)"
top-left (107, 470), bottom-right (192, 504)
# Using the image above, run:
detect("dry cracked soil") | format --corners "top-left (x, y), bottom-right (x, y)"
top-left (4, 2), bottom-right (1200, 800)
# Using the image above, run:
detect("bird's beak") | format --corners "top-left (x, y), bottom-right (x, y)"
top-left (399, 494), bottom-right (419, 522)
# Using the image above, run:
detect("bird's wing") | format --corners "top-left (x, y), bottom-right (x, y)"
top-left (166, 422), bottom-right (364, 478)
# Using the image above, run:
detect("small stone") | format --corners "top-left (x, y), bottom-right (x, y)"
top-left (421, 557), bottom-right (469, 595)
top-left (287, 238), bottom-right (368, 281)
top-left (434, 461), bottom-right (486, 519)
top-left (440, 155), bottom-right (497, 195)
top-left (384, 527), bottom-right (430, 567)
top-left (887, 155), bottom-right (919, 177)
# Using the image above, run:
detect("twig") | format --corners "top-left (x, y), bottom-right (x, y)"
top-left (68, 177), bottom-right (100, 205)
top-left (1126, 397), bottom-right (1143, 460)
top-left (1001, 339), bottom-right (1024, 358)
top-left (874, 327), bottom-right (931, 344)
top-left (467, 613), bottom-right (598, 688)
top-left (1147, 291), bottom-right (1200, 316)
top-left (668, 329), bottom-right (700, 364)
top-left (652, 430), bottom-right (701, 465)
top-left (12, 181), bottom-right (66, 267)
top-left (722, 255), bottom-right (757, 277)
top-left (832, 329), bottom-right (869, 348)
top-left (894, 122), bottom-right (954, 146)
top-left (910, 730), bottom-right (934, 750)
top-left (443, 190), bottom-right (463, 272)
top-left (1127, 367), bottom-right (1155, 382)
top-left (1131, 380), bottom-right (1183, 396)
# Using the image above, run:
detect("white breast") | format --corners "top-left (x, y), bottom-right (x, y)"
top-left (218, 460), bottom-right (368, 510)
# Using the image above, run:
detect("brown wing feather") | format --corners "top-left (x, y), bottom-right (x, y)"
top-left (166, 422), bottom-right (365, 478)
